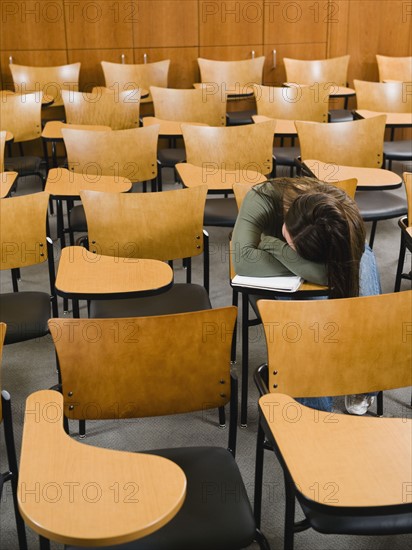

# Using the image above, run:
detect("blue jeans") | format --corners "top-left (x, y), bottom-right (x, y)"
top-left (296, 245), bottom-right (381, 412)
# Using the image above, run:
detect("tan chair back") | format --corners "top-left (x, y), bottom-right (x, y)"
top-left (376, 55), bottom-right (412, 82)
top-left (295, 115), bottom-right (386, 168)
top-left (254, 84), bottom-right (329, 122)
top-left (0, 92), bottom-right (42, 142)
top-left (0, 131), bottom-right (6, 172)
top-left (9, 63), bottom-right (80, 107)
top-left (49, 307), bottom-right (237, 419)
top-left (150, 86), bottom-right (226, 126)
top-left (197, 57), bottom-right (265, 91)
top-left (62, 89), bottom-right (140, 130)
top-left (354, 80), bottom-right (411, 113)
top-left (0, 192), bottom-right (49, 270)
top-left (258, 291), bottom-right (412, 397)
top-left (181, 119), bottom-right (276, 176)
top-left (284, 55), bottom-right (350, 87)
top-left (101, 60), bottom-right (170, 103)
top-left (62, 125), bottom-right (159, 183)
top-left (0, 322), bottom-right (5, 421)
top-left (81, 185), bottom-right (207, 261)
top-left (404, 172), bottom-right (412, 228)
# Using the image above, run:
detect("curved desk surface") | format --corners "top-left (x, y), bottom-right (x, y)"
top-left (45, 168), bottom-right (132, 199)
top-left (284, 82), bottom-right (356, 98)
top-left (18, 390), bottom-right (186, 546)
top-left (0, 171), bottom-right (18, 198)
top-left (176, 162), bottom-right (267, 192)
top-left (42, 121), bottom-right (112, 141)
top-left (55, 246), bottom-right (174, 305)
top-left (142, 116), bottom-right (208, 137)
top-left (260, 392), bottom-right (412, 507)
top-left (304, 159), bottom-right (403, 190)
top-left (253, 115), bottom-right (297, 136)
top-left (92, 85), bottom-right (149, 99)
top-left (354, 110), bottom-right (412, 128)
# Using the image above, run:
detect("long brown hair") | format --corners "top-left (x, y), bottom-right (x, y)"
top-left (284, 185), bottom-right (366, 298)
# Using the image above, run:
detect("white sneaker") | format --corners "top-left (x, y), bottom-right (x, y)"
top-left (345, 394), bottom-right (375, 415)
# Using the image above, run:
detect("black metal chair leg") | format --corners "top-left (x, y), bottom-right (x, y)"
top-left (39, 535), bottom-right (51, 550)
top-left (231, 289), bottom-right (238, 363)
top-left (79, 419), bottom-right (86, 438)
top-left (284, 476), bottom-right (296, 550)
top-left (218, 406), bottom-right (226, 428)
top-left (377, 390), bottom-right (384, 416)
top-left (368, 220), bottom-right (378, 249)
top-left (254, 419), bottom-right (265, 528)
top-left (254, 528), bottom-right (271, 550)
top-left (394, 233), bottom-right (406, 292)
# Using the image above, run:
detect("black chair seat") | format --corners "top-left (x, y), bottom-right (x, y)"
top-left (355, 191), bottom-right (407, 221)
top-left (384, 140), bottom-right (412, 160)
top-left (158, 148), bottom-right (186, 167)
top-left (299, 494), bottom-right (412, 536)
top-left (273, 146), bottom-right (300, 166)
top-left (67, 446), bottom-right (257, 550)
top-left (69, 205), bottom-right (87, 232)
top-left (226, 110), bottom-right (256, 126)
top-left (204, 198), bottom-right (238, 227)
top-left (0, 292), bottom-right (51, 344)
top-left (328, 109), bottom-right (354, 123)
top-left (90, 283), bottom-right (211, 318)
top-left (4, 156), bottom-right (42, 174)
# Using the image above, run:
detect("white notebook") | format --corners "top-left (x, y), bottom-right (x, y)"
top-left (231, 274), bottom-right (302, 292)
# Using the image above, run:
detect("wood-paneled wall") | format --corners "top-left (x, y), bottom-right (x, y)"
top-left (1, 0), bottom-right (411, 92)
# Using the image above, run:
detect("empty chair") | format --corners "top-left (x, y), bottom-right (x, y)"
top-left (62, 88), bottom-right (140, 130)
top-left (376, 54), bottom-right (412, 82)
top-left (395, 172), bottom-right (412, 291)
top-left (9, 62), bottom-right (81, 108)
top-left (295, 115), bottom-right (407, 246)
top-left (178, 120), bottom-right (275, 226)
top-left (101, 59), bottom-right (170, 103)
top-left (38, 308), bottom-right (270, 549)
top-left (253, 84), bottom-right (330, 175)
top-left (354, 79), bottom-right (412, 169)
top-left (0, 323), bottom-right (28, 550)
top-left (254, 292), bottom-right (412, 549)
top-left (81, 185), bottom-right (212, 319)
top-left (61, 125), bottom-right (159, 238)
top-left (0, 91), bottom-right (44, 189)
top-left (197, 56), bottom-right (265, 125)
top-left (283, 55), bottom-right (353, 122)
top-left (146, 85), bottom-right (226, 187)
top-left (0, 192), bottom-right (58, 345)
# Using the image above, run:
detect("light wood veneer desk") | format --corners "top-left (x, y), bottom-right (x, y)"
top-left (354, 110), bottom-right (412, 128)
top-left (176, 163), bottom-right (267, 192)
top-left (55, 246), bottom-right (174, 318)
top-left (259, 392), bottom-right (412, 506)
top-left (18, 390), bottom-right (186, 547)
top-left (303, 159), bottom-right (403, 191)
top-left (44, 168), bottom-right (132, 248)
top-left (142, 116), bottom-right (207, 137)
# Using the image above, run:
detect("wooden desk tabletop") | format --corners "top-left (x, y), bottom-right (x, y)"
top-left (42, 121), bottom-right (112, 140)
top-left (253, 115), bottom-right (296, 135)
top-left (92, 86), bottom-right (149, 99)
top-left (176, 162), bottom-right (267, 191)
top-left (45, 168), bottom-right (132, 198)
top-left (0, 171), bottom-right (18, 198)
top-left (0, 89), bottom-right (53, 106)
top-left (18, 390), bottom-right (186, 546)
top-left (260, 393), bottom-right (412, 508)
top-left (304, 159), bottom-right (402, 190)
top-left (193, 82), bottom-right (254, 99)
top-left (284, 83), bottom-right (355, 98)
top-left (143, 117), bottom-right (207, 136)
top-left (354, 110), bottom-right (412, 127)
top-left (55, 246), bottom-right (174, 300)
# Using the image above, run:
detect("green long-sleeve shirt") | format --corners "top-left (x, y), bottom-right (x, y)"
top-left (231, 181), bottom-right (328, 285)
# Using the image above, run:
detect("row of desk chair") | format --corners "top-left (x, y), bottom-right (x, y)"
top-left (1, 287), bottom-right (411, 549)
